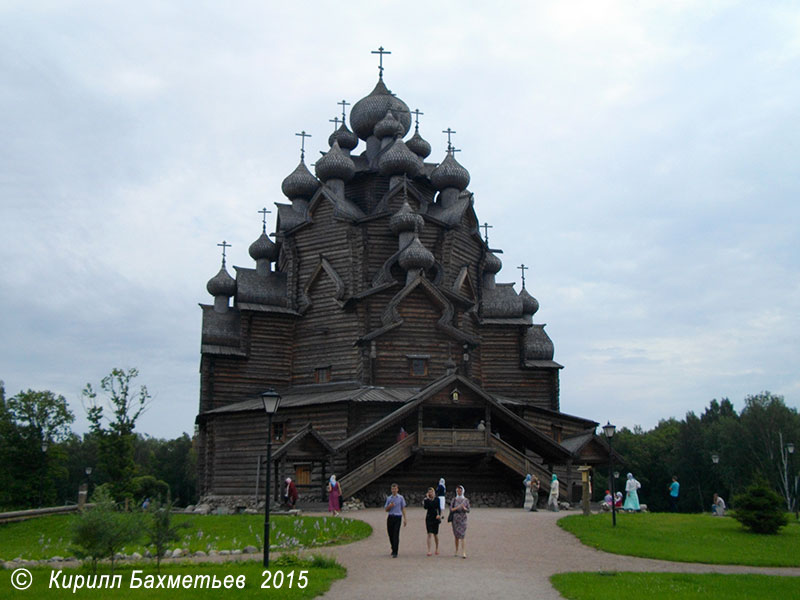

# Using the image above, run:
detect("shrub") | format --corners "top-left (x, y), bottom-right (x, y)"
top-left (732, 479), bottom-right (789, 534)
top-left (144, 498), bottom-right (191, 573)
top-left (132, 475), bottom-right (170, 505)
top-left (70, 486), bottom-right (141, 573)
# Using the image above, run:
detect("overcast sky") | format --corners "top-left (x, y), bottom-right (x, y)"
top-left (2, 1), bottom-right (798, 439)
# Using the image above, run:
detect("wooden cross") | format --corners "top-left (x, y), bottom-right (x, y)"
top-left (480, 222), bottom-right (493, 245)
top-left (258, 207), bottom-right (272, 233)
top-left (338, 99), bottom-right (351, 123)
top-left (517, 264), bottom-right (528, 289)
top-left (371, 46), bottom-right (391, 78)
top-left (329, 116), bottom-right (341, 131)
top-left (411, 108), bottom-right (424, 130)
top-left (442, 127), bottom-right (456, 152)
top-left (295, 130), bottom-right (311, 159)
top-left (217, 240), bottom-right (231, 267)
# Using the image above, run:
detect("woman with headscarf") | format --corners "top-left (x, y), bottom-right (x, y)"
top-left (436, 477), bottom-right (446, 512)
top-left (284, 477), bottom-right (299, 509)
top-left (547, 473), bottom-right (560, 511)
top-left (623, 472), bottom-right (641, 511)
top-left (523, 474), bottom-right (534, 511)
top-left (450, 485), bottom-right (470, 558)
top-left (327, 474), bottom-right (342, 516)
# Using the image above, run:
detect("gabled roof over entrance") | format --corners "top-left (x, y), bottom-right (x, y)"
top-left (272, 423), bottom-right (336, 461)
top-left (334, 373), bottom-right (573, 462)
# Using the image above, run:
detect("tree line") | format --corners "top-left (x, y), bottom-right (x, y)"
top-left (0, 369), bottom-right (197, 510)
top-left (604, 391), bottom-right (800, 513)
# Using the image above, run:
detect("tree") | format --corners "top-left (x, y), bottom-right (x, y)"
top-left (732, 477), bottom-right (788, 534)
top-left (83, 368), bottom-right (152, 501)
top-left (144, 498), bottom-right (191, 573)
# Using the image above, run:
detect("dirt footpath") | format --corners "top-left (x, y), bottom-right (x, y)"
top-left (311, 508), bottom-right (800, 600)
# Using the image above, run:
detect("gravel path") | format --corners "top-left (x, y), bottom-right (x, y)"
top-left (310, 508), bottom-right (800, 600)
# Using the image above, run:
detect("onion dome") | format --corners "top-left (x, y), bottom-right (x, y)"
top-left (398, 237), bottom-right (435, 271)
top-left (374, 110), bottom-right (404, 140)
top-left (431, 152), bottom-right (470, 191)
top-left (315, 141), bottom-right (356, 182)
top-left (525, 325), bottom-right (555, 361)
top-left (484, 251), bottom-right (502, 274)
top-left (378, 139), bottom-right (424, 177)
top-left (206, 266), bottom-right (236, 297)
top-left (328, 123), bottom-right (358, 152)
top-left (519, 288), bottom-right (540, 316)
top-left (350, 79), bottom-right (412, 141)
top-left (406, 129), bottom-right (432, 158)
top-left (281, 159), bottom-right (320, 199)
top-left (249, 232), bottom-right (278, 262)
top-left (389, 199), bottom-right (424, 234)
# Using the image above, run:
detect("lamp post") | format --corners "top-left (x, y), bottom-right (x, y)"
top-left (39, 440), bottom-right (49, 507)
top-left (787, 442), bottom-right (797, 520)
top-left (261, 389), bottom-right (282, 568)
top-left (85, 466), bottom-right (93, 499)
top-left (602, 421), bottom-right (617, 527)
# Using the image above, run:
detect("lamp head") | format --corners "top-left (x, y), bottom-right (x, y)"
top-left (602, 421), bottom-right (616, 439)
top-left (711, 452), bottom-right (720, 464)
top-left (260, 388), bottom-right (282, 415)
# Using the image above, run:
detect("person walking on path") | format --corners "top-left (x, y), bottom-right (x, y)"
top-left (547, 474), bottom-right (560, 512)
top-left (668, 475), bottom-right (680, 512)
top-left (423, 487), bottom-right (442, 556)
top-left (450, 485), bottom-right (470, 558)
top-left (436, 477), bottom-right (446, 512)
top-left (623, 472), bottom-right (641, 511)
top-left (284, 477), bottom-right (299, 509)
top-left (327, 475), bottom-right (342, 516)
top-left (384, 483), bottom-right (407, 557)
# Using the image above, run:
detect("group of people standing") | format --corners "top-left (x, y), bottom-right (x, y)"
top-left (523, 473), bottom-right (562, 511)
top-left (384, 478), bottom-right (470, 559)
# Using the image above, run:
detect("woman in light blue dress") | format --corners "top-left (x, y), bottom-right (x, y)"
top-left (623, 472), bottom-right (641, 511)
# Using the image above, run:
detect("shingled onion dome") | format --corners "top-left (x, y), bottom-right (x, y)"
top-left (431, 151), bottom-right (471, 191)
top-left (398, 236), bottom-right (435, 276)
top-left (379, 139), bottom-right (424, 180)
top-left (281, 158), bottom-right (320, 201)
top-left (389, 199), bottom-right (424, 235)
top-left (406, 128), bottom-right (432, 159)
top-left (328, 123), bottom-right (358, 153)
top-left (374, 110), bottom-right (405, 141)
top-left (482, 251), bottom-right (502, 290)
top-left (207, 266), bottom-right (236, 313)
top-left (249, 232), bottom-right (278, 276)
top-left (350, 78), bottom-right (412, 141)
top-left (315, 141), bottom-right (356, 183)
top-left (519, 287), bottom-right (540, 317)
top-left (524, 324), bottom-right (555, 361)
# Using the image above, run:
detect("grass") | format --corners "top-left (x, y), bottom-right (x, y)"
top-left (558, 512), bottom-right (800, 567)
top-left (0, 555), bottom-right (345, 598)
top-left (0, 514), bottom-right (372, 561)
top-left (550, 572), bottom-right (800, 600)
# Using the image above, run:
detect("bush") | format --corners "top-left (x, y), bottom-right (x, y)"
top-left (732, 479), bottom-right (789, 534)
top-left (145, 498), bottom-right (191, 573)
top-left (132, 475), bottom-right (170, 505)
top-left (70, 486), bottom-right (141, 572)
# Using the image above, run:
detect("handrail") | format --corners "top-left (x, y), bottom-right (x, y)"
top-left (338, 431), bottom-right (417, 496)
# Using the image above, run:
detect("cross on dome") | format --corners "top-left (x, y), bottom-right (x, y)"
top-left (258, 207), bottom-right (272, 233)
top-left (480, 222), bottom-right (493, 245)
top-left (217, 240), bottom-right (231, 267)
top-left (338, 99), bottom-right (351, 123)
top-left (371, 46), bottom-right (391, 79)
top-left (442, 127), bottom-right (457, 153)
top-left (411, 108), bottom-right (424, 130)
top-left (329, 116), bottom-right (341, 131)
top-left (295, 130), bottom-right (311, 159)
top-left (517, 264), bottom-right (529, 289)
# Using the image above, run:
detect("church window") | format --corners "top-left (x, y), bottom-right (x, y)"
top-left (407, 355), bottom-right (429, 377)
top-left (272, 422), bottom-right (285, 442)
top-left (314, 366), bottom-right (331, 383)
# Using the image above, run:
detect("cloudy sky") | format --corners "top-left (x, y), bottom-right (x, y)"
top-left (2, 1), bottom-right (798, 439)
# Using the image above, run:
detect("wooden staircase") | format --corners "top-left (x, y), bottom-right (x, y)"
top-left (338, 431), bottom-right (417, 497)
top-left (489, 434), bottom-right (560, 495)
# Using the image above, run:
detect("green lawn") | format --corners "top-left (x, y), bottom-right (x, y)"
top-left (0, 514), bottom-right (371, 561)
top-left (558, 512), bottom-right (800, 567)
top-left (1, 555), bottom-right (345, 599)
top-left (551, 572), bottom-right (800, 600)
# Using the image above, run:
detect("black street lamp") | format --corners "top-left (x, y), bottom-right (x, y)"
top-left (787, 442), bottom-right (797, 520)
top-left (602, 421), bottom-right (617, 527)
top-left (85, 466), bottom-right (93, 499)
top-left (261, 389), bottom-right (282, 568)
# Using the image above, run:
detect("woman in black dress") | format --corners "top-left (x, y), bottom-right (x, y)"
top-left (423, 487), bottom-right (442, 556)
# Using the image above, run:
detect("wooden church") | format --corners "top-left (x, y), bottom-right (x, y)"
top-left (195, 51), bottom-right (612, 508)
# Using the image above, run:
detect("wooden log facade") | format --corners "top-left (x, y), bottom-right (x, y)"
top-left (195, 70), bottom-right (612, 509)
